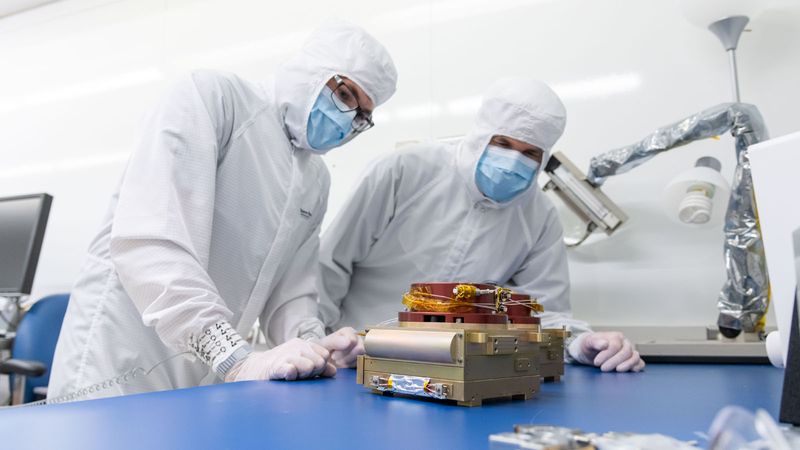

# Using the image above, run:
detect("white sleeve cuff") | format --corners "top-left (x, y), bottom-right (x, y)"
top-left (297, 318), bottom-right (326, 341)
top-left (566, 331), bottom-right (593, 365)
top-left (188, 320), bottom-right (251, 379)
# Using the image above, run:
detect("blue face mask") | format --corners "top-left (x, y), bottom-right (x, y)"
top-left (475, 145), bottom-right (540, 203)
top-left (306, 86), bottom-right (357, 152)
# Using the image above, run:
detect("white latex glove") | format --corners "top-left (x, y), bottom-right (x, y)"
top-left (224, 338), bottom-right (336, 382)
top-left (571, 331), bottom-right (645, 372)
top-left (317, 327), bottom-right (364, 368)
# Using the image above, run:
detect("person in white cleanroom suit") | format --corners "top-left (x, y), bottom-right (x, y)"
top-left (318, 77), bottom-right (645, 373)
top-left (48, 21), bottom-right (398, 401)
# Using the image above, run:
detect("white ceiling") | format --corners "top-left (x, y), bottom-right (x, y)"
top-left (0, 0), bottom-right (59, 18)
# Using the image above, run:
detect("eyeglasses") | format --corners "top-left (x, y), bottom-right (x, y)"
top-left (330, 75), bottom-right (374, 133)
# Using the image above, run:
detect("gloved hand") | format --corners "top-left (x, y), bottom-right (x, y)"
top-left (317, 327), bottom-right (364, 368)
top-left (572, 331), bottom-right (645, 372)
top-left (224, 338), bottom-right (336, 382)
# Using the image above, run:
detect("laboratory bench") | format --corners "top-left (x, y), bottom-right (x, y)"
top-left (0, 363), bottom-right (784, 449)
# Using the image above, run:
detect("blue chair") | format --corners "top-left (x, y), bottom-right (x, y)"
top-left (0, 294), bottom-right (69, 404)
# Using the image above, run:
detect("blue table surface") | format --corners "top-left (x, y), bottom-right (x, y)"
top-left (0, 363), bottom-right (785, 449)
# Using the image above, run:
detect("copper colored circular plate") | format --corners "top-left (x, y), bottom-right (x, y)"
top-left (398, 311), bottom-right (509, 324)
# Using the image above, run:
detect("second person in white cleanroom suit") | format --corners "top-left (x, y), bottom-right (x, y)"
top-left (318, 77), bottom-right (645, 373)
top-left (48, 21), bottom-right (398, 401)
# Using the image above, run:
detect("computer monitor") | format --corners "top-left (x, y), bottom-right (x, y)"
top-left (780, 228), bottom-right (800, 425)
top-left (0, 193), bottom-right (53, 296)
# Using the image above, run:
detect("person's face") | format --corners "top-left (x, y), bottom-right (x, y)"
top-left (489, 135), bottom-right (544, 164)
top-left (325, 76), bottom-right (374, 115)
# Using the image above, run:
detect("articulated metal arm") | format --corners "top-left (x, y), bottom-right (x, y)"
top-left (586, 103), bottom-right (766, 185)
top-left (585, 103), bottom-right (769, 335)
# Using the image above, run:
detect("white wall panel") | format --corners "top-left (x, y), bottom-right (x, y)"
top-left (0, 0), bottom-right (797, 328)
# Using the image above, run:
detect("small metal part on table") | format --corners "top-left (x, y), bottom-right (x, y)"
top-left (356, 282), bottom-right (569, 406)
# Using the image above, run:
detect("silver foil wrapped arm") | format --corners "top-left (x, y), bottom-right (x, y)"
top-left (586, 103), bottom-right (766, 186)
top-left (584, 103), bottom-right (769, 334)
